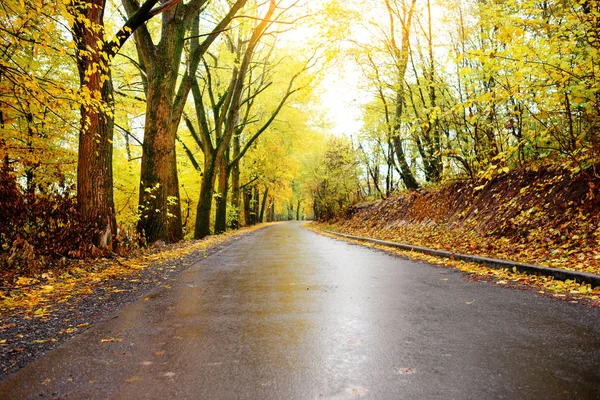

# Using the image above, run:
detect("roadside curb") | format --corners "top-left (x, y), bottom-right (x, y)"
top-left (322, 230), bottom-right (600, 288)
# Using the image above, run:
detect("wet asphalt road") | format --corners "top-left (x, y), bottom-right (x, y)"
top-left (1, 222), bottom-right (600, 399)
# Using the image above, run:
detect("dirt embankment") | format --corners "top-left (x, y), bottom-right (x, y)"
top-left (327, 165), bottom-right (600, 274)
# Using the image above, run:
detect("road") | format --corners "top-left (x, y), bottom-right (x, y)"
top-left (1, 222), bottom-right (599, 399)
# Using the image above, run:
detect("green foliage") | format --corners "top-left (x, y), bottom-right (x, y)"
top-left (304, 136), bottom-right (362, 220)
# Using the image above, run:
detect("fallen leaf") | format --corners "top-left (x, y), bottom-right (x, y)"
top-left (34, 307), bottom-right (50, 317)
top-left (124, 377), bottom-right (142, 383)
top-left (100, 337), bottom-right (123, 343)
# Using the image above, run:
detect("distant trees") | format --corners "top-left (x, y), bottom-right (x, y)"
top-left (304, 137), bottom-right (361, 220)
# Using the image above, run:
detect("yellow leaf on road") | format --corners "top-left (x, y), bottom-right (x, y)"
top-left (100, 337), bottom-right (123, 343)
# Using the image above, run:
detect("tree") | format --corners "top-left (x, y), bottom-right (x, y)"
top-left (302, 136), bottom-right (361, 220)
top-left (122, 0), bottom-right (248, 244)
top-left (384, 0), bottom-right (420, 190)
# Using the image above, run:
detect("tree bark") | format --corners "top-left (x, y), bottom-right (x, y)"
top-left (71, 0), bottom-right (118, 248)
top-left (243, 186), bottom-right (252, 226)
top-left (137, 55), bottom-right (184, 242)
top-left (195, 155), bottom-right (216, 239)
top-left (75, 70), bottom-right (117, 247)
top-left (230, 165), bottom-right (240, 228)
top-left (259, 188), bottom-right (269, 223)
top-left (252, 187), bottom-right (260, 224)
top-left (269, 200), bottom-right (275, 222)
top-left (230, 134), bottom-right (241, 229)
top-left (132, 6), bottom-right (185, 244)
top-left (214, 157), bottom-right (229, 234)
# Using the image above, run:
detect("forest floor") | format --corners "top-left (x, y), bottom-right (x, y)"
top-left (0, 224), bottom-right (272, 378)
top-left (314, 164), bottom-right (600, 305)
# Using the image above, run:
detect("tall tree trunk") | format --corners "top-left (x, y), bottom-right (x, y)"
top-left (195, 156), bottom-right (216, 239)
top-left (71, 0), bottom-right (116, 248)
top-left (76, 73), bottom-right (117, 247)
top-left (214, 157), bottom-right (229, 234)
top-left (230, 161), bottom-right (240, 229)
top-left (137, 57), bottom-right (183, 243)
top-left (137, 7), bottom-right (185, 243)
top-left (424, 0), bottom-right (442, 182)
top-left (269, 200), bottom-right (275, 222)
top-left (230, 134), bottom-right (241, 229)
top-left (243, 187), bottom-right (252, 226)
top-left (392, 135), bottom-right (420, 190)
top-left (252, 187), bottom-right (260, 224)
top-left (296, 200), bottom-right (301, 220)
top-left (258, 187), bottom-right (267, 223)
top-left (258, 189), bottom-right (266, 223)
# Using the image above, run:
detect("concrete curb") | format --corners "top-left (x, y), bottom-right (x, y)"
top-left (322, 230), bottom-right (600, 288)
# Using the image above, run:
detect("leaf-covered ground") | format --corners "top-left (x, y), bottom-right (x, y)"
top-left (312, 165), bottom-right (600, 304)
top-left (0, 224), bottom-right (272, 378)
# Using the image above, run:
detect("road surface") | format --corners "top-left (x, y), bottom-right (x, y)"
top-left (1, 222), bottom-right (599, 399)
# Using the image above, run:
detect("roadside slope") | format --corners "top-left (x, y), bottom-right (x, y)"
top-left (321, 165), bottom-right (600, 275)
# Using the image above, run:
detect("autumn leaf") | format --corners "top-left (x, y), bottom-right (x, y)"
top-left (100, 337), bottom-right (123, 343)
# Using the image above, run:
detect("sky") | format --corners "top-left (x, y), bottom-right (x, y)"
top-left (318, 64), bottom-right (366, 137)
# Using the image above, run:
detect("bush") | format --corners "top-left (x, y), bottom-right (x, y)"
top-left (0, 165), bottom-right (94, 275)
